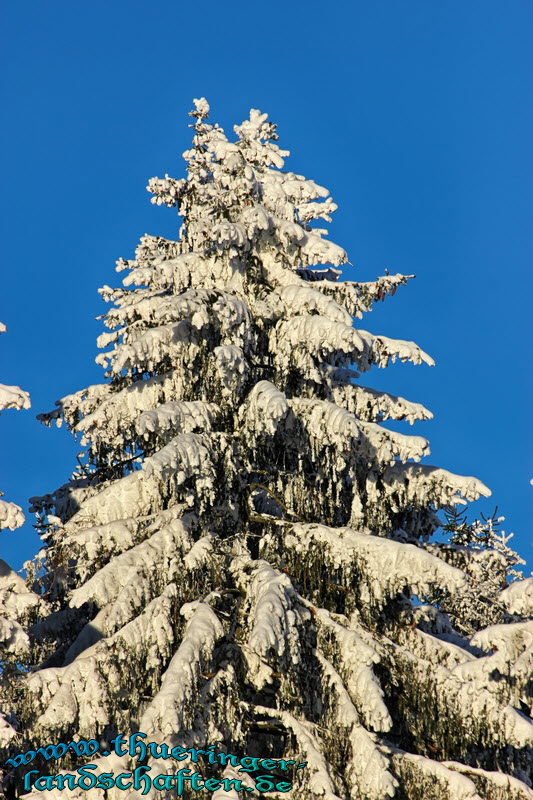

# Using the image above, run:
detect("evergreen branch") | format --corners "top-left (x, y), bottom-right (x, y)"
top-left (247, 482), bottom-right (304, 522)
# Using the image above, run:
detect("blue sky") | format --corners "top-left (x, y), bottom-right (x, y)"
top-left (1, 0), bottom-right (531, 572)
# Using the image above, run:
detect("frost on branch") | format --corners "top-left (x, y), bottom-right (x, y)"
top-left (0, 323), bottom-right (31, 532)
top-left (501, 578), bottom-right (533, 617)
top-left (4, 100), bottom-right (531, 800)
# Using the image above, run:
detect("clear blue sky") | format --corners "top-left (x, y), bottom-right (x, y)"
top-left (1, 0), bottom-right (531, 572)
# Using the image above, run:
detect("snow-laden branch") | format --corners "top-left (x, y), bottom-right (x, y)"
top-left (316, 650), bottom-right (397, 799)
top-left (386, 639), bottom-right (533, 752)
top-left (312, 606), bottom-right (391, 732)
top-left (142, 432), bottom-right (216, 489)
top-left (213, 344), bottom-right (248, 393)
top-left (387, 746), bottom-right (483, 800)
top-left (500, 577), bottom-right (533, 617)
top-left (140, 599), bottom-right (224, 735)
top-left (290, 397), bottom-right (430, 464)
top-left (240, 380), bottom-right (289, 436)
top-left (231, 558), bottom-right (301, 689)
top-left (316, 273), bottom-right (415, 318)
top-left (0, 500), bottom-right (25, 531)
top-left (272, 315), bottom-right (434, 378)
top-left (68, 518), bottom-right (194, 609)
top-left (285, 523), bottom-right (468, 606)
top-left (26, 585), bottom-right (179, 738)
top-left (275, 283), bottom-right (352, 326)
top-left (136, 399), bottom-right (219, 439)
top-left (241, 702), bottom-right (342, 800)
top-left (382, 463), bottom-right (491, 507)
top-left (441, 762), bottom-right (533, 800)
top-left (0, 383), bottom-right (31, 412)
top-left (332, 382), bottom-right (433, 425)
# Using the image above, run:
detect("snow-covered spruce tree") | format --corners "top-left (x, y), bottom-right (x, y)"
top-left (5, 100), bottom-right (533, 800)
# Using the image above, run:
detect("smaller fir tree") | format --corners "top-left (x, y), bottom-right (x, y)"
top-left (0, 324), bottom-right (42, 774)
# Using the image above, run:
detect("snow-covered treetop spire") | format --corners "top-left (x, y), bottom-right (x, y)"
top-left (189, 96), bottom-right (210, 121)
top-left (234, 107), bottom-right (289, 169)
top-left (147, 99), bottom-right (339, 268)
